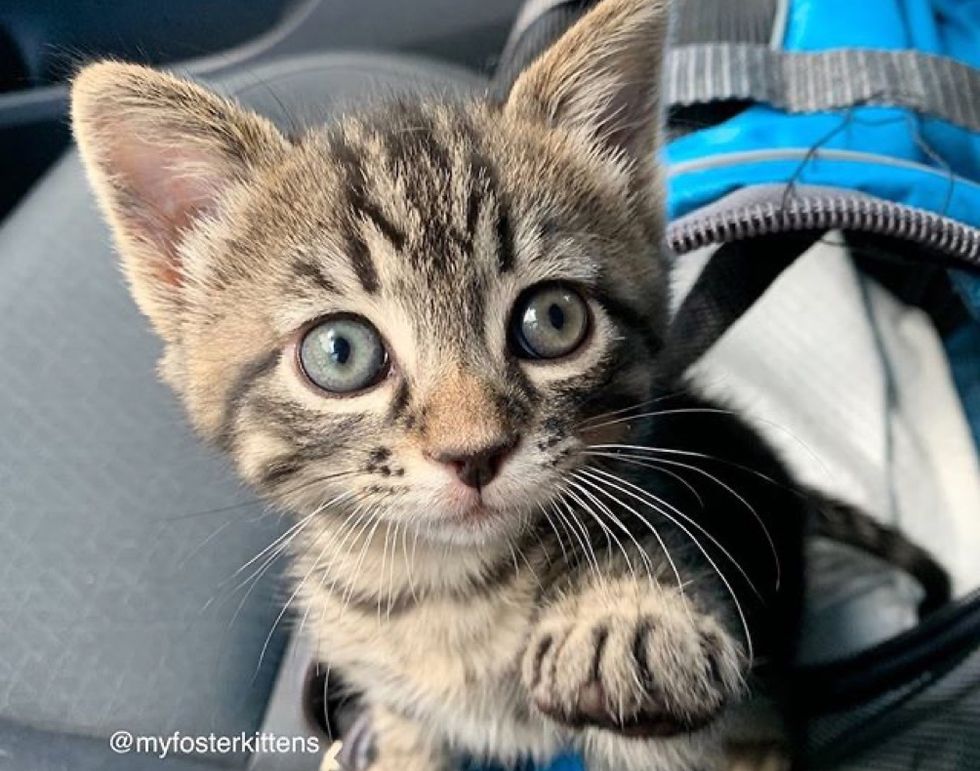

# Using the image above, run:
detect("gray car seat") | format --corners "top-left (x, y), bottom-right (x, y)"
top-left (0, 52), bottom-right (483, 771)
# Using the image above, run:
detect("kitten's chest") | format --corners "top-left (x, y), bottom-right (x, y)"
top-left (313, 589), bottom-right (557, 758)
top-left (309, 576), bottom-right (536, 693)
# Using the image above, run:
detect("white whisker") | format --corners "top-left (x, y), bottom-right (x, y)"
top-left (400, 519), bottom-right (419, 604)
top-left (585, 450), bottom-right (705, 507)
top-left (380, 520), bottom-right (398, 623)
top-left (584, 466), bottom-right (762, 600)
top-left (573, 471), bottom-right (682, 594)
top-left (552, 489), bottom-right (603, 581)
top-left (536, 501), bottom-right (570, 564)
top-left (230, 502), bottom-right (328, 582)
top-left (585, 408), bottom-right (831, 479)
top-left (562, 479), bottom-right (638, 581)
top-left (575, 391), bottom-right (684, 430)
top-left (579, 467), bottom-right (754, 661)
top-left (295, 497), bottom-right (377, 642)
top-left (590, 447), bottom-right (781, 588)
top-left (340, 507), bottom-right (387, 618)
top-left (229, 491), bottom-right (357, 639)
top-left (567, 474), bottom-right (657, 581)
top-left (255, 501), bottom-right (357, 677)
top-left (590, 442), bottom-right (791, 491)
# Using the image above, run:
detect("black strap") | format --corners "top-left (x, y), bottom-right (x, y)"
top-left (491, 0), bottom-right (597, 102)
top-left (658, 233), bottom-right (821, 381)
top-left (797, 588), bottom-right (980, 714)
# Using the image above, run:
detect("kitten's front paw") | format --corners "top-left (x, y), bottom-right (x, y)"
top-left (523, 583), bottom-right (746, 738)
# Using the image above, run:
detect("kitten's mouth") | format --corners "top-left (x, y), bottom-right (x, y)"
top-left (444, 487), bottom-right (511, 528)
top-left (447, 489), bottom-right (495, 520)
top-left (427, 466), bottom-right (534, 536)
top-left (456, 500), bottom-right (497, 522)
top-left (421, 481), bottom-right (536, 544)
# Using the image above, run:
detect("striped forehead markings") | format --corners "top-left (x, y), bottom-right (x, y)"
top-left (456, 114), bottom-right (515, 274)
top-left (328, 135), bottom-right (398, 294)
top-left (290, 258), bottom-right (338, 295)
top-left (335, 105), bottom-right (517, 279)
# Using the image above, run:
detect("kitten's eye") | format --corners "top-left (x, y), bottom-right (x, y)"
top-left (298, 315), bottom-right (389, 394)
top-left (510, 283), bottom-right (590, 360)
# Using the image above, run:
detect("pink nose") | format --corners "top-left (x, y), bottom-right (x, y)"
top-left (427, 437), bottom-right (517, 489)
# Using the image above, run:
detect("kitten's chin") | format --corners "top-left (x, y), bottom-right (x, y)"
top-left (421, 473), bottom-right (569, 546)
top-left (427, 522), bottom-right (527, 548)
top-left (419, 499), bottom-right (531, 547)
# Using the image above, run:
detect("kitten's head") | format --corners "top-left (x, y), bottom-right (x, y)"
top-left (72, 0), bottom-right (670, 545)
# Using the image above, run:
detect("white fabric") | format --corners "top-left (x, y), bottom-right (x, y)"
top-left (677, 236), bottom-right (980, 598)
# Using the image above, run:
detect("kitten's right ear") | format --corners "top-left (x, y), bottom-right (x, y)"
top-left (71, 62), bottom-right (288, 341)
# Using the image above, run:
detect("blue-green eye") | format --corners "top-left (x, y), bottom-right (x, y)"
top-left (510, 283), bottom-right (590, 360)
top-left (298, 315), bottom-right (389, 394)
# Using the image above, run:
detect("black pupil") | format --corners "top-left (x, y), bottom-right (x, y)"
top-left (330, 334), bottom-right (352, 365)
top-left (547, 302), bottom-right (565, 330)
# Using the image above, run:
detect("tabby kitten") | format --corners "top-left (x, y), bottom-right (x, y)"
top-left (71, 0), bottom-right (807, 769)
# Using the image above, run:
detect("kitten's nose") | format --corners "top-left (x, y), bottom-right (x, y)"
top-left (428, 437), bottom-right (518, 489)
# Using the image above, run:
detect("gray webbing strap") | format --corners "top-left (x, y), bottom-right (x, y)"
top-left (670, 0), bottom-right (779, 46)
top-left (502, 0), bottom-right (779, 56)
top-left (666, 43), bottom-right (980, 133)
top-left (495, 0), bottom-right (780, 103)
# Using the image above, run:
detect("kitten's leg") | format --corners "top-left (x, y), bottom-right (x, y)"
top-left (360, 705), bottom-right (451, 771)
top-left (522, 576), bottom-right (746, 769)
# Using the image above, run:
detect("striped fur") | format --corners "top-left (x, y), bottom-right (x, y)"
top-left (71, 2), bottom-right (806, 769)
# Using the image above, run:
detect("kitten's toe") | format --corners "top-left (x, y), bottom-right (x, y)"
top-left (550, 676), bottom-right (695, 738)
top-left (523, 589), bottom-right (746, 739)
top-left (627, 614), bottom-right (746, 733)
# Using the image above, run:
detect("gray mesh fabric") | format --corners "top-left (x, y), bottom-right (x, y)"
top-left (804, 600), bottom-right (980, 770)
top-left (0, 53), bottom-right (481, 767)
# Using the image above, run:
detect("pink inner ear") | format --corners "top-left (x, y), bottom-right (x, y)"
top-left (109, 134), bottom-right (227, 287)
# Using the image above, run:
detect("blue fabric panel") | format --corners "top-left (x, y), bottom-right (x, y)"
top-left (665, 109), bottom-right (980, 222)
top-left (952, 270), bottom-right (980, 319)
top-left (664, 0), bottom-right (980, 226)
top-left (933, 0), bottom-right (980, 66)
top-left (665, 114), bottom-right (980, 224)
top-left (783, 0), bottom-right (908, 50)
top-left (544, 754), bottom-right (586, 771)
top-left (468, 752), bottom-right (584, 771)
top-left (663, 102), bottom-right (980, 223)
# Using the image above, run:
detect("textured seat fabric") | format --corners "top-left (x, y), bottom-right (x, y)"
top-left (0, 53), bottom-right (482, 769)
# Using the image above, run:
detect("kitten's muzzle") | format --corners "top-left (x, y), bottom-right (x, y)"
top-left (424, 436), bottom-right (518, 490)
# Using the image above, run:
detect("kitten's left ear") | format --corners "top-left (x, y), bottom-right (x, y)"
top-left (71, 62), bottom-right (289, 342)
top-left (505, 0), bottom-right (670, 171)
